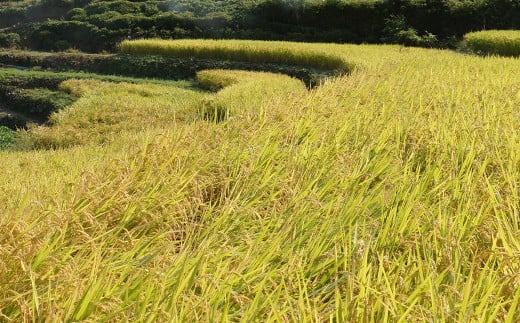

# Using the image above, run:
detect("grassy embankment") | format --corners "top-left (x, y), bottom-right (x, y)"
top-left (0, 67), bottom-right (197, 147)
top-left (2, 39), bottom-right (520, 321)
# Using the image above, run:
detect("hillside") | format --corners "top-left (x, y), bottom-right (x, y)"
top-left (2, 0), bottom-right (520, 321)
top-left (1, 0), bottom-right (520, 51)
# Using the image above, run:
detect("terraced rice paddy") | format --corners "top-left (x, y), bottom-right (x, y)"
top-left (1, 40), bottom-right (520, 321)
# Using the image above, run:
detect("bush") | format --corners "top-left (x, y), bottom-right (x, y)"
top-left (84, 0), bottom-right (158, 16)
top-left (0, 126), bottom-right (17, 149)
top-left (41, 0), bottom-right (74, 8)
top-left (382, 15), bottom-right (438, 47)
top-left (30, 20), bottom-right (106, 52)
top-left (0, 33), bottom-right (21, 49)
top-left (464, 30), bottom-right (520, 56)
top-left (0, 7), bottom-right (26, 28)
top-left (65, 8), bottom-right (87, 21)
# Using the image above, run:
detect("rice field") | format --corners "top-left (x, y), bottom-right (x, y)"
top-left (464, 30), bottom-right (520, 57)
top-left (119, 39), bottom-right (353, 73)
top-left (1, 40), bottom-right (520, 321)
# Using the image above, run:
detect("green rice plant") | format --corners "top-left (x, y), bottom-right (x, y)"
top-left (464, 30), bottom-right (520, 56)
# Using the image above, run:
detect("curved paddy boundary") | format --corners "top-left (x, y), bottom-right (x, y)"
top-left (1, 50), bottom-right (348, 89)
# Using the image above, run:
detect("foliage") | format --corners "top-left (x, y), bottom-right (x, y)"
top-left (382, 14), bottom-right (439, 47)
top-left (3, 0), bottom-right (520, 50)
top-left (0, 50), bottom-right (334, 87)
top-left (0, 7), bottom-right (26, 28)
top-left (0, 125), bottom-right (17, 149)
top-left (29, 20), bottom-right (107, 52)
top-left (83, 0), bottom-right (159, 16)
top-left (0, 32), bottom-right (21, 48)
top-left (464, 29), bottom-right (520, 56)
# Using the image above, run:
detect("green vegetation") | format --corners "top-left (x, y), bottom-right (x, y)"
top-left (1, 39), bottom-right (520, 320)
top-left (0, 67), bottom-right (195, 129)
top-left (1, 87), bottom-right (75, 122)
top-left (0, 50), bottom-right (335, 87)
top-left (464, 30), bottom-right (520, 56)
top-left (1, 0), bottom-right (520, 51)
top-left (0, 32), bottom-right (20, 48)
top-left (0, 125), bottom-right (17, 149)
top-left (0, 65), bottom-right (194, 88)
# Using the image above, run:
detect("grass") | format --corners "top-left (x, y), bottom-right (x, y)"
top-left (0, 67), bottom-right (195, 88)
top-left (464, 30), bottom-right (520, 56)
top-left (1, 40), bottom-right (520, 321)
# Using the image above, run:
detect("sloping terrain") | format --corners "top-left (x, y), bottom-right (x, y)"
top-left (1, 40), bottom-right (520, 321)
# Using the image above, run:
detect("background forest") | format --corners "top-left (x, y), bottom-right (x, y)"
top-left (1, 0), bottom-right (520, 52)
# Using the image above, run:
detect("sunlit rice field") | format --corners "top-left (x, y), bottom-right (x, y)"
top-left (464, 30), bottom-right (520, 57)
top-left (1, 40), bottom-right (520, 321)
top-left (119, 39), bottom-right (354, 73)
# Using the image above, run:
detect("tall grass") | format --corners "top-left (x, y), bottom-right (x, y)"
top-left (1, 41), bottom-right (520, 321)
top-left (464, 30), bottom-right (520, 56)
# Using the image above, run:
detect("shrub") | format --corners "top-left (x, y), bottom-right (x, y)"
top-left (30, 20), bottom-right (105, 52)
top-left (41, 0), bottom-right (74, 8)
top-left (0, 33), bottom-right (21, 49)
top-left (0, 7), bottom-right (26, 28)
top-left (84, 0), bottom-right (158, 16)
top-left (382, 15), bottom-right (438, 47)
top-left (0, 126), bottom-right (17, 149)
top-left (464, 30), bottom-right (520, 56)
top-left (65, 8), bottom-right (88, 21)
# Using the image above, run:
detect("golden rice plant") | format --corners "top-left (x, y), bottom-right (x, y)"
top-left (464, 30), bottom-right (520, 56)
top-left (1, 40), bottom-right (520, 321)
top-left (196, 69), bottom-right (307, 122)
top-left (119, 39), bottom-right (354, 73)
